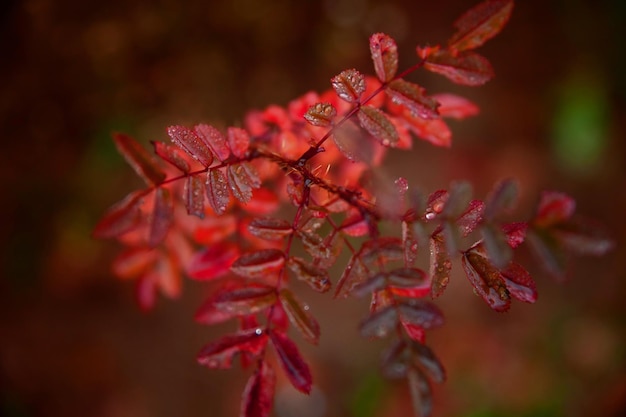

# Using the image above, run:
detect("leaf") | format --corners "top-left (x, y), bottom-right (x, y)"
top-left (227, 127), bottom-right (250, 159)
top-left (502, 222), bottom-right (527, 248)
top-left (248, 218), bottom-right (293, 240)
top-left (398, 300), bottom-right (444, 330)
top-left (500, 261), bottom-right (537, 303)
top-left (411, 342), bottom-right (446, 384)
top-left (213, 284), bottom-right (278, 315)
top-left (187, 242), bottom-right (239, 280)
top-left (152, 141), bottom-right (190, 173)
top-left (429, 233), bottom-right (452, 298)
top-left (167, 125), bottom-right (214, 167)
top-left (206, 168), bottom-right (231, 215)
top-left (402, 322), bottom-right (426, 344)
top-left (533, 191), bottom-right (576, 228)
top-left (431, 93), bottom-right (480, 119)
top-left (298, 230), bottom-right (332, 260)
top-left (358, 105), bottom-right (399, 146)
top-left (286, 257), bottom-right (331, 293)
top-left (269, 330), bottom-right (312, 394)
top-left (526, 229), bottom-right (568, 281)
top-left (195, 286), bottom-right (243, 325)
top-left (197, 328), bottom-right (268, 369)
top-left (424, 189), bottom-right (449, 221)
top-left (407, 367), bottom-right (433, 417)
top-left (240, 361), bottom-right (276, 417)
top-left (442, 181), bottom-right (473, 218)
top-left (484, 178), bottom-right (518, 220)
top-left (195, 124), bottom-right (231, 161)
top-left (381, 340), bottom-right (409, 379)
top-left (228, 163), bottom-right (261, 204)
top-left (448, 0), bottom-right (514, 52)
top-left (360, 237), bottom-right (404, 265)
top-left (462, 247), bottom-right (510, 312)
top-left (331, 68), bottom-right (366, 103)
top-left (135, 273), bottom-right (157, 311)
top-left (304, 102), bottom-right (337, 127)
top-left (456, 200), bottom-right (484, 236)
top-left (424, 50), bottom-right (494, 86)
top-left (93, 190), bottom-right (144, 239)
top-left (334, 255), bottom-right (367, 298)
top-left (332, 120), bottom-right (380, 163)
top-left (481, 222), bottom-right (512, 269)
top-left (231, 249), bottom-right (286, 279)
top-left (369, 33), bottom-right (398, 82)
top-left (352, 272), bottom-right (388, 298)
top-left (552, 218), bottom-right (614, 256)
top-left (113, 133), bottom-right (166, 185)
top-left (386, 80), bottom-right (439, 119)
top-left (359, 305), bottom-right (399, 338)
top-left (112, 247), bottom-right (158, 279)
top-left (148, 188), bottom-right (173, 247)
top-left (387, 268), bottom-right (428, 288)
top-left (402, 113), bottom-right (452, 148)
top-left (184, 175), bottom-right (205, 218)
top-left (279, 289), bottom-right (320, 345)
top-left (340, 213), bottom-right (369, 237)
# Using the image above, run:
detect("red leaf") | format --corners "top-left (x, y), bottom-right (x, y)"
top-left (231, 249), bottom-right (286, 279)
top-left (136, 273), bottom-right (157, 311)
top-left (332, 120), bottom-right (381, 163)
top-left (432, 93), bottom-right (480, 119)
top-left (481, 222), bottom-right (512, 269)
top-left (360, 237), bottom-right (404, 265)
top-left (148, 188), bottom-right (173, 247)
top-left (227, 127), bottom-right (250, 159)
top-left (386, 80), bottom-right (439, 119)
top-left (340, 213), bottom-right (369, 237)
top-left (152, 141), bottom-right (190, 173)
top-left (240, 361), bottom-right (276, 417)
top-left (304, 102), bottom-right (337, 127)
top-left (334, 255), bottom-right (367, 298)
top-left (113, 133), bottom-right (166, 185)
top-left (112, 247), bottom-right (158, 279)
top-left (206, 168), bottom-right (231, 215)
top-left (279, 289), bottom-right (320, 345)
top-left (401, 113), bottom-right (452, 147)
top-left (456, 200), bottom-right (484, 236)
top-left (187, 242), bottom-right (239, 280)
top-left (286, 257), bottom-right (331, 293)
top-left (402, 323), bottom-right (426, 344)
top-left (358, 105), bottom-right (399, 146)
top-left (424, 189), bottom-right (449, 221)
top-left (388, 267), bottom-right (428, 288)
top-left (424, 50), bottom-right (494, 86)
top-left (184, 175), bottom-right (205, 218)
top-left (500, 262), bottom-right (537, 303)
top-left (93, 190), bottom-right (145, 239)
top-left (398, 300), bottom-right (444, 330)
top-left (242, 188), bottom-right (280, 215)
top-left (213, 284), bottom-right (278, 315)
top-left (194, 289), bottom-right (242, 325)
top-left (352, 272), bottom-right (388, 298)
top-left (484, 179), bottom-right (518, 220)
top-left (331, 69), bottom-right (366, 103)
top-left (449, 0), bottom-right (514, 52)
top-left (228, 163), bottom-right (261, 204)
top-left (359, 305), bottom-right (399, 338)
top-left (269, 330), bottom-right (312, 394)
top-left (503, 222), bottom-right (528, 248)
top-left (197, 328), bottom-right (268, 369)
top-left (167, 125), bottom-right (214, 167)
top-left (369, 33), bottom-right (398, 82)
top-left (533, 191), bottom-right (576, 228)
top-left (462, 247), bottom-right (510, 312)
top-left (411, 342), bottom-right (446, 383)
top-left (248, 218), bottom-right (293, 240)
top-left (442, 181), bottom-right (473, 218)
top-left (429, 233), bottom-right (452, 298)
top-left (195, 124), bottom-right (231, 161)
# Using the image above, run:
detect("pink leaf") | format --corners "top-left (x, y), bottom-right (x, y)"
top-left (184, 175), bottom-right (205, 218)
top-left (248, 218), bottom-right (293, 240)
top-left (227, 127), bottom-right (250, 159)
top-left (279, 289), bottom-right (321, 345)
top-left (402, 113), bottom-right (452, 147)
top-left (432, 93), bottom-right (480, 119)
top-left (402, 322), bottom-right (426, 344)
top-left (197, 329), bottom-right (268, 369)
top-left (152, 141), bottom-right (191, 173)
top-left (386, 80), bottom-right (439, 119)
top-left (369, 33), bottom-right (398, 82)
top-left (113, 133), bottom-right (166, 185)
top-left (195, 124), bottom-right (231, 161)
top-left (502, 222), bottom-right (528, 248)
top-left (270, 330), bottom-right (312, 394)
top-left (231, 249), bottom-right (286, 279)
top-left (187, 242), bottom-right (239, 280)
top-left (449, 0), bottom-right (514, 52)
top-left (148, 187), bottom-right (173, 247)
top-left (331, 69), bottom-right (366, 103)
top-left (533, 191), bottom-right (576, 228)
top-left (93, 190), bottom-right (145, 239)
top-left (206, 168), bottom-right (231, 215)
top-left (240, 361), bottom-right (276, 417)
top-left (424, 50), bottom-right (494, 86)
top-left (167, 125), bottom-right (214, 167)
top-left (112, 247), bottom-right (158, 279)
top-left (304, 102), bottom-right (337, 127)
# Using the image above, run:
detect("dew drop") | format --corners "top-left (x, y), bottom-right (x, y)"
top-left (303, 305), bottom-right (310, 311)
top-left (255, 328), bottom-right (263, 335)
top-left (425, 212), bottom-right (436, 220)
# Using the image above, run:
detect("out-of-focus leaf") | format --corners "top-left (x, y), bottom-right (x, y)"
top-left (359, 305), bottom-right (399, 338)
top-left (152, 141), bottom-right (190, 173)
top-left (402, 323), bottom-right (426, 344)
top-left (226, 127), bottom-right (250, 159)
top-left (332, 120), bottom-right (379, 163)
top-left (398, 300), bottom-right (444, 330)
top-left (340, 213), bottom-right (369, 237)
top-left (304, 102), bottom-right (337, 127)
top-left (360, 237), bottom-right (404, 265)
top-left (184, 175), bottom-right (205, 218)
top-left (148, 187), bottom-right (173, 247)
top-left (206, 168), bottom-right (231, 215)
top-left (279, 289), bottom-right (320, 345)
top-left (269, 330), bottom-right (312, 394)
top-left (533, 191), bottom-right (576, 228)
top-left (388, 268), bottom-right (428, 288)
top-left (370, 33), bottom-right (398, 82)
top-left (442, 181), bottom-right (473, 218)
top-left (194, 284), bottom-right (243, 325)
top-left (462, 247), bottom-right (510, 312)
top-left (243, 188), bottom-right (280, 215)
top-left (113, 133), bottom-right (166, 185)
top-left (402, 221), bottom-right (419, 265)
top-left (335, 255), bottom-right (368, 298)
top-left (228, 163), bottom-right (261, 204)
top-left (553, 218), bottom-right (614, 256)
top-left (298, 230), bottom-right (332, 260)
top-left (187, 242), bottom-right (239, 280)
top-left (248, 218), bottom-right (293, 240)
top-left (93, 190), bottom-right (145, 239)
top-left (502, 222), bottom-right (527, 248)
top-left (481, 222), bottom-right (512, 269)
top-left (195, 124), bottom-right (231, 161)
top-left (352, 272), bottom-right (388, 298)
top-left (331, 68), bottom-right (366, 103)
top-left (136, 273), bottom-right (157, 311)
top-left (448, 0), bottom-right (514, 52)
top-left (386, 80), bottom-right (439, 119)
top-left (407, 367), bottom-right (432, 417)
top-left (213, 284), bottom-right (277, 315)
top-left (381, 340), bottom-right (408, 379)
top-left (286, 257), bottom-right (331, 293)
top-left (424, 190), bottom-right (449, 221)
top-left (167, 125), bottom-right (214, 167)
top-left (456, 200), bottom-right (484, 236)
top-left (431, 93), bottom-right (480, 119)
top-left (410, 342), bottom-right (446, 384)
top-left (484, 178), bottom-right (518, 220)
top-left (424, 50), bottom-right (494, 86)
top-left (429, 233), bottom-right (452, 298)
top-left (358, 105), bottom-right (399, 147)
top-left (197, 328), bottom-right (268, 369)
top-left (112, 247), bottom-right (158, 279)
top-left (500, 262), bottom-right (537, 303)
top-left (240, 361), bottom-right (276, 417)
top-left (526, 229), bottom-right (568, 281)
top-left (231, 249), bottom-right (286, 279)
top-left (402, 112), bottom-right (452, 147)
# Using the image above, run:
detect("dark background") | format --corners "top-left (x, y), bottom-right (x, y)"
top-left (1, 0), bottom-right (625, 416)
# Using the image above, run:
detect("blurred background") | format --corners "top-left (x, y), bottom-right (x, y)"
top-left (1, 0), bottom-right (625, 416)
